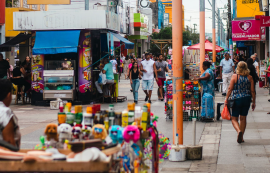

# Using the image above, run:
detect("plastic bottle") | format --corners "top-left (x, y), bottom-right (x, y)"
top-left (141, 106), bottom-right (148, 131)
top-left (83, 107), bottom-right (93, 127)
top-left (122, 110), bottom-right (128, 127)
top-left (135, 106), bottom-right (142, 125)
top-left (58, 112), bottom-right (66, 125)
top-left (59, 102), bottom-right (64, 113)
top-left (66, 112), bottom-right (75, 125)
top-left (108, 105), bottom-right (115, 126)
top-left (66, 102), bottom-right (72, 112)
top-left (104, 113), bottom-right (109, 131)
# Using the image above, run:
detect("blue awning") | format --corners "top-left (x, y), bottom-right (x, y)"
top-left (33, 30), bottom-right (81, 55)
top-left (109, 32), bottom-right (134, 49)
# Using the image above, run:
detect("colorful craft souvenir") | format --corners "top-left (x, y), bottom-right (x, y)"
top-left (58, 123), bottom-right (72, 143)
top-left (123, 125), bottom-right (140, 143)
top-left (109, 125), bottom-right (124, 144)
top-left (44, 123), bottom-right (59, 142)
top-left (92, 124), bottom-right (107, 140)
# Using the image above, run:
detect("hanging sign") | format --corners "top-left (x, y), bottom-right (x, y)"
top-left (260, 16), bottom-right (270, 27)
top-left (232, 20), bottom-right (261, 41)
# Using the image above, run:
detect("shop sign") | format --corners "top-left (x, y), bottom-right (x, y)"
top-left (0, 0), bottom-right (5, 25)
top-left (13, 11), bottom-right (107, 31)
top-left (164, 13), bottom-right (169, 26)
top-left (27, 0), bottom-right (70, 4)
top-left (236, 0), bottom-right (264, 18)
top-left (260, 16), bottom-right (270, 26)
top-left (232, 20), bottom-right (261, 41)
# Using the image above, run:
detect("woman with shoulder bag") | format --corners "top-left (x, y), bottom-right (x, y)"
top-left (225, 61), bottom-right (256, 143)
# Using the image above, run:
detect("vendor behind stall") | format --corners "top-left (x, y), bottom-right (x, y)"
top-left (95, 58), bottom-right (114, 96)
top-left (0, 79), bottom-right (21, 148)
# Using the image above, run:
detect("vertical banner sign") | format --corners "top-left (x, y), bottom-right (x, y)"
top-left (78, 31), bottom-right (92, 93)
top-left (31, 32), bottom-right (44, 93)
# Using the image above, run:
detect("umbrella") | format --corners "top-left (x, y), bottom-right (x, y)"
top-left (187, 40), bottom-right (224, 52)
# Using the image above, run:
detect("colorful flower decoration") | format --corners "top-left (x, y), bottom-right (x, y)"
top-left (144, 133), bottom-right (171, 163)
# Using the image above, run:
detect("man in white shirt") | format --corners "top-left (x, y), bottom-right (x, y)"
top-left (121, 53), bottom-right (125, 61)
top-left (220, 53), bottom-right (235, 96)
top-left (110, 56), bottom-right (118, 73)
top-left (251, 54), bottom-right (260, 76)
top-left (140, 53), bottom-right (158, 103)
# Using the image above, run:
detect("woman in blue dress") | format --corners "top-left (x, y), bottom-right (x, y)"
top-left (196, 61), bottom-right (214, 96)
top-left (195, 61), bottom-right (215, 119)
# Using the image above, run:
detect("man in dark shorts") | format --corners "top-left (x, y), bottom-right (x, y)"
top-left (0, 53), bottom-right (10, 79)
top-left (155, 54), bottom-right (169, 101)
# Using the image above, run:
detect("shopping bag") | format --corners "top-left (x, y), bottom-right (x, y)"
top-left (221, 105), bottom-right (231, 120)
top-left (98, 72), bottom-right (107, 84)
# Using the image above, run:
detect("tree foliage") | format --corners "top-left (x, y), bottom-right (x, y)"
top-left (6, 0), bottom-right (18, 7)
top-left (148, 27), bottom-right (200, 54)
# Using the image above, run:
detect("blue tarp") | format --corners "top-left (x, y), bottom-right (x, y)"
top-left (33, 30), bottom-right (81, 55)
top-left (109, 32), bottom-right (134, 49)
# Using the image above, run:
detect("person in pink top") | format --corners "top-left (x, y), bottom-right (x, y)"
top-left (128, 58), bottom-right (135, 92)
top-left (6, 58), bottom-right (13, 79)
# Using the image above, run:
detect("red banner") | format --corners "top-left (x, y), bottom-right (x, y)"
top-left (260, 16), bottom-right (270, 27)
top-left (0, 0), bottom-right (5, 25)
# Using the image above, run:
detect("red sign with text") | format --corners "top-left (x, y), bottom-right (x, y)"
top-left (232, 20), bottom-right (261, 41)
top-left (260, 16), bottom-right (270, 27)
top-left (0, 0), bottom-right (5, 25)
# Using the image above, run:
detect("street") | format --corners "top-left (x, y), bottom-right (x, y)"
top-left (11, 76), bottom-right (270, 173)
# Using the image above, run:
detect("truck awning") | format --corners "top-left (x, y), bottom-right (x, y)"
top-left (33, 30), bottom-right (80, 55)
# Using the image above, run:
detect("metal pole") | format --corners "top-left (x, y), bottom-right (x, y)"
top-left (212, 0), bottom-right (216, 62)
top-left (218, 9), bottom-right (220, 46)
top-left (193, 118), bottom-right (196, 146)
top-left (172, 0), bottom-right (183, 145)
top-left (200, 0), bottom-right (205, 71)
top-left (228, 0), bottom-right (233, 57)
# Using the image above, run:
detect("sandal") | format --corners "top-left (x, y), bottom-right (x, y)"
top-left (237, 131), bottom-right (243, 144)
top-left (267, 112), bottom-right (270, 114)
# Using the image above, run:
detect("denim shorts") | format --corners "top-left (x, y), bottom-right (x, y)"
top-left (142, 79), bottom-right (154, 91)
top-left (232, 96), bottom-right (251, 117)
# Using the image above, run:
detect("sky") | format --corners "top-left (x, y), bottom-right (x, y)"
top-left (183, 0), bottom-right (229, 34)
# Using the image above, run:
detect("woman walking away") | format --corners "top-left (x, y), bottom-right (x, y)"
top-left (130, 62), bottom-right (141, 104)
top-left (225, 61), bottom-right (256, 144)
top-left (123, 55), bottom-right (131, 80)
top-left (247, 58), bottom-right (259, 94)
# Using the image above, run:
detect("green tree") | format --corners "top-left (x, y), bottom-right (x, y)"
top-left (148, 26), bottom-right (200, 54)
top-left (6, 0), bottom-right (18, 7)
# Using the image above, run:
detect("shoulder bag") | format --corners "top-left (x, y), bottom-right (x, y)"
top-left (227, 74), bottom-right (238, 109)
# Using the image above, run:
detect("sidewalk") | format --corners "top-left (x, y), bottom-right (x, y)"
top-left (159, 86), bottom-right (270, 173)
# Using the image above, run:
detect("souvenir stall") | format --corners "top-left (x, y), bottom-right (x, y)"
top-left (0, 102), bottom-right (166, 173)
top-left (164, 46), bottom-right (214, 121)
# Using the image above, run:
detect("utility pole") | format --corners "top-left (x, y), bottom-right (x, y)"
top-left (193, 24), bottom-right (197, 33)
top-left (228, 0), bottom-right (233, 57)
top-left (218, 9), bottom-right (221, 46)
top-left (172, 0), bottom-right (183, 145)
top-left (212, 0), bottom-right (216, 62)
top-left (200, 0), bottom-right (205, 71)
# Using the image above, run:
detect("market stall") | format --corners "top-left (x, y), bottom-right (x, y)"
top-left (0, 102), bottom-right (165, 173)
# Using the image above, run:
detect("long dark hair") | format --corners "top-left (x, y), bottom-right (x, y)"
top-left (247, 58), bottom-right (258, 83)
top-left (132, 62), bottom-right (138, 71)
top-left (125, 55), bottom-right (129, 60)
